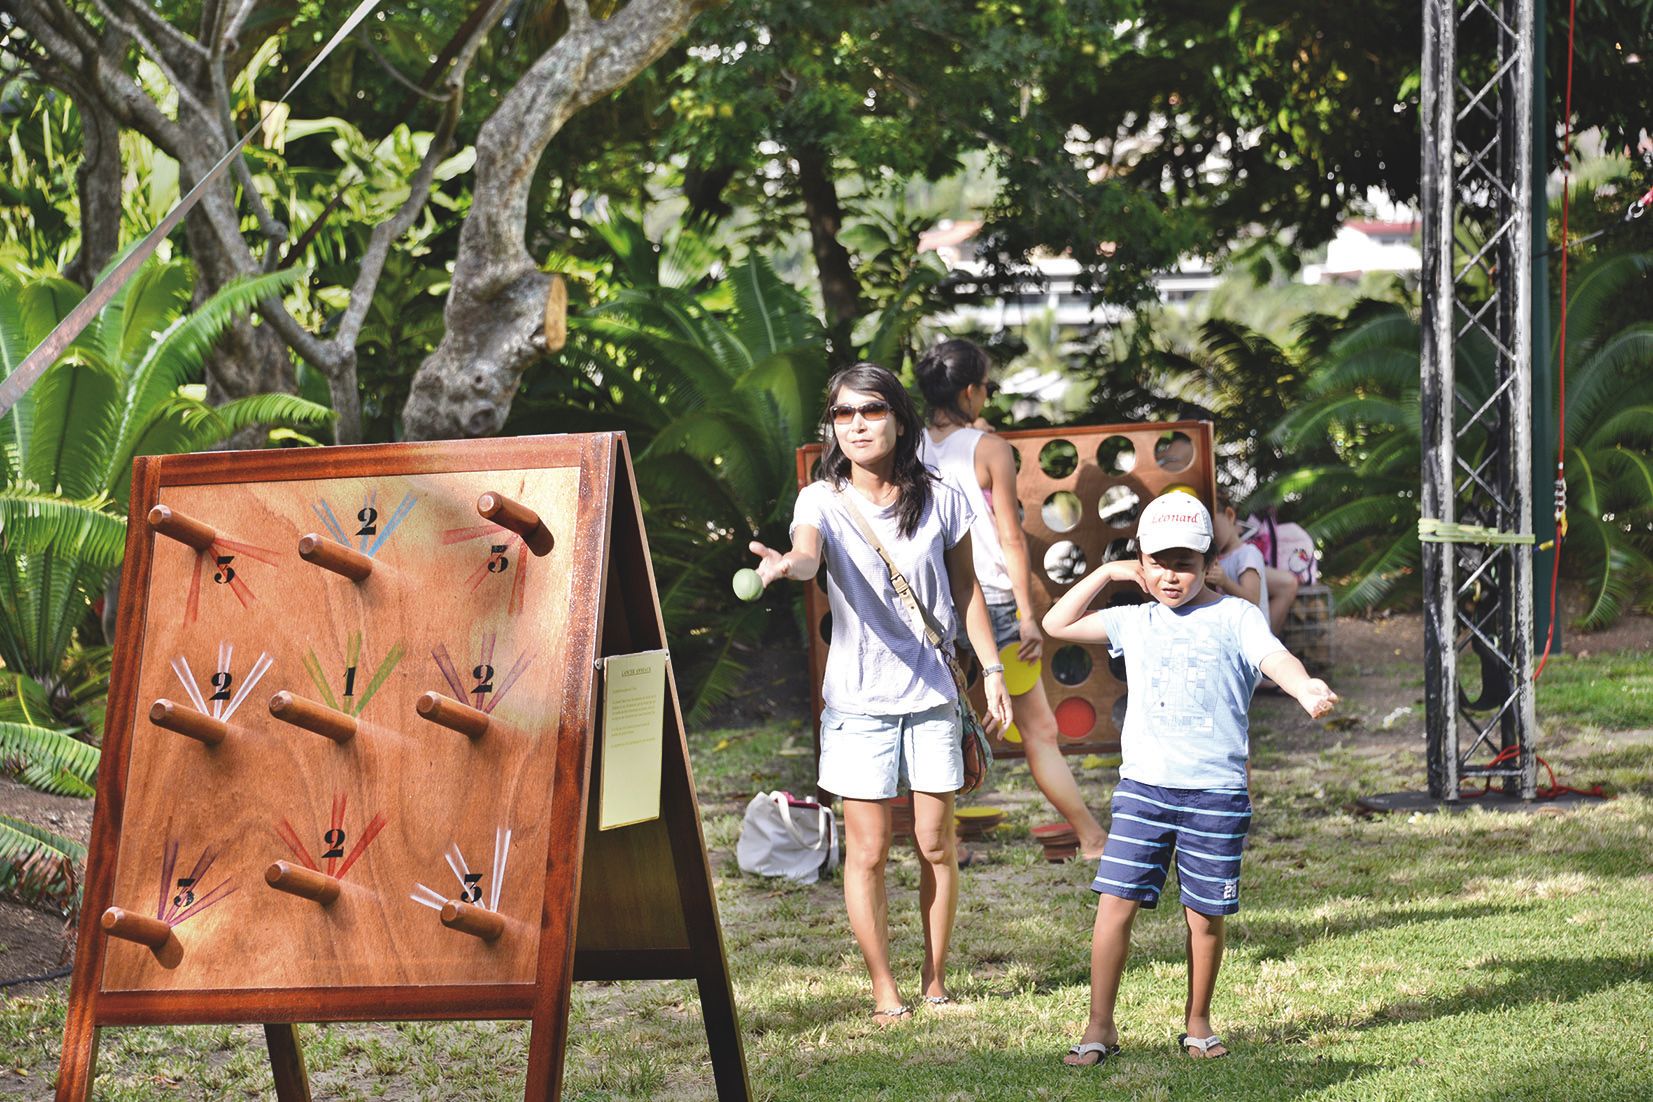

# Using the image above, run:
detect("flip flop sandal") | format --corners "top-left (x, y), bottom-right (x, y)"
top-left (871, 1005), bottom-right (912, 1025)
top-left (1177, 1033), bottom-right (1228, 1058)
top-left (1064, 1041), bottom-right (1120, 1068)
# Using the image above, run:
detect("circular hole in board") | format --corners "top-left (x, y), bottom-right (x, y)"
top-left (1155, 430), bottom-right (1195, 473)
top-left (1097, 435), bottom-right (1136, 474)
top-left (1043, 540), bottom-right (1088, 585)
top-left (1051, 645), bottom-right (1093, 686)
top-left (1099, 485), bottom-right (1142, 529)
top-left (1111, 693), bottom-right (1128, 731)
top-left (1108, 651), bottom-right (1127, 683)
top-left (820, 612), bottom-right (832, 645)
top-left (1010, 446), bottom-right (1023, 473)
top-left (1038, 439), bottom-right (1079, 479)
top-left (1054, 696), bottom-right (1097, 740)
top-left (1041, 490), bottom-right (1082, 533)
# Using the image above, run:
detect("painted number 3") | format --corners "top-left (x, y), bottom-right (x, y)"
top-left (172, 877), bottom-right (196, 909)
top-left (213, 555), bottom-right (235, 584)
top-left (462, 873), bottom-right (483, 904)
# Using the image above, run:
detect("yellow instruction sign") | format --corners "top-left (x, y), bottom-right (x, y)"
top-left (598, 650), bottom-right (668, 830)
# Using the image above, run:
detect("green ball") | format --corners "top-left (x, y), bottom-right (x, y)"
top-left (732, 568), bottom-right (764, 602)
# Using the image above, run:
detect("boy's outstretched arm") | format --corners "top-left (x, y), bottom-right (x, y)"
top-left (749, 525), bottom-right (822, 588)
top-left (1042, 559), bottom-right (1144, 643)
top-left (1260, 650), bottom-right (1338, 718)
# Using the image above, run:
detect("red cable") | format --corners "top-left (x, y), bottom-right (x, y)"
top-left (1534, 0), bottom-right (1578, 681)
top-left (1457, 746), bottom-right (1606, 800)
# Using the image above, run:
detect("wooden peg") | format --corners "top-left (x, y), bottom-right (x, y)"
top-left (297, 533), bottom-right (374, 581)
top-left (476, 492), bottom-right (554, 557)
top-left (149, 698), bottom-right (227, 746)
top-left (416, 691), bottom-right (490, 740)
top-left (440, 899), bottom-right (505, 942)
top-left (265, 860), bottom-right (340, 905)
top-left (102, 907), bottom-right (174, 950)
top-left (147, 505), bottom-right (216, 551)
top-left (269, 691), bottom-right (356, 743)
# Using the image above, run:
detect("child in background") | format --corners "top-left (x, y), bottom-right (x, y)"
top-left (1042, 492), bottom-right (1336, 1067)
top-left (1205, 490), bottom-right (1298, 635)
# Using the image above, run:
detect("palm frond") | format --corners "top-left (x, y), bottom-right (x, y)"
top-left (0, 488), bottom-right (127, 570)
top-left (0, 812), bottom-right (86, 866)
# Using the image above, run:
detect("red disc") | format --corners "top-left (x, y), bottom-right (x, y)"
top-left (1054, 697), bottom-right (1097, 740)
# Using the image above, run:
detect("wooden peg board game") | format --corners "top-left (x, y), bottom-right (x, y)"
top-left (58, 433), bottom-right (749, 1102)
top-left (797, 421), bottom-right (1214, 758)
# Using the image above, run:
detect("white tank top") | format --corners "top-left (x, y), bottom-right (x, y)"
top-left (920, 427), bottom-right (1016, 604)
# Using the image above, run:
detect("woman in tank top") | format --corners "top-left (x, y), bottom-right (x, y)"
top-left (916, 340), bottom-right (1108, 859)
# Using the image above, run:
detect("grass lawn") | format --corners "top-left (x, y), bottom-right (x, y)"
top-left (3, 632), bottom-right (1651, 1100)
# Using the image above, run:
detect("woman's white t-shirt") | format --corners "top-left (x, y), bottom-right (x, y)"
top-left (791, 478), bottom-right (973, 714)
top-left (919, 427), bottom-right (1015, 605)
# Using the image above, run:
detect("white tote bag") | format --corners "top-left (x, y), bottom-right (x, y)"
top-left (735, 791), bottom-right (840, 885)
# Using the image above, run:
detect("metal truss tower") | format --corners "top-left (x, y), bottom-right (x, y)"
top-left (1419, 0), bottom-right (1539, 800)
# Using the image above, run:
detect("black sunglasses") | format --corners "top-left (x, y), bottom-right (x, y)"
top-left (829, 401), bottom-right (892, 425)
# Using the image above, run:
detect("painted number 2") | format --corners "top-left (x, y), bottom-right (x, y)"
top-left (471, 664), bottom-right (494, 694)
top-left (209, 671), bottom-right (233, 702)
top-left (213, 555), bottom-right (235, 584)
top-left (486, 544), bottom-right (509, 574)
top-left (461, 873), bottom-right (483, 904)
top-left (322, 829), bottom-right (347, 860)
top-left (356, 507), bottom-right (378, 537)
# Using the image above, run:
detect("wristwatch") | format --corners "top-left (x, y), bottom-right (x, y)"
top-left (981, 663), bottom-right (1006, 677)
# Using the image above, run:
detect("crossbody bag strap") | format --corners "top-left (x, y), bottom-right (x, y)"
top-left (836, 491), bottom-right (970, 694)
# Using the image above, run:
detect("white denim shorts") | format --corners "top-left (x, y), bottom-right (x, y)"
top-left (817, 700), bottom-right (963, 799)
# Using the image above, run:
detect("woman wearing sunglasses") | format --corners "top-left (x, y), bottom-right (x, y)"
top-left (916, 339), bottom-right (1109, 861)
top-left (747, 362), bottom-right (1013, 1024)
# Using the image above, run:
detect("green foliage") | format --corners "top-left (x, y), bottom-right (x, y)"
top-left (1261, 250), bottom-right (1653, 625)
top-left (511, 216), bottom-right (830, 718)
top-left (0, 257), bottom-right (332, 907)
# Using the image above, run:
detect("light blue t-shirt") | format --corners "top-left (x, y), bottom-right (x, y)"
top-left (791, 478), bottom-right (973, 714)
top-left (1090, 595), bottom-right (1286, 791)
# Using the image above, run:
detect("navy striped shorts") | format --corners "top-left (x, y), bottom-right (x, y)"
top-left (1090, 778), bottom-right (1253, 917)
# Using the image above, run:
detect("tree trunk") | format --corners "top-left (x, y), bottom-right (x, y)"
top-left (63, 91), bottom-right (122, 289)
top-left (793, 142), bottom-right (863, 363)
top-left (400, 0), bottom-right (703, 441)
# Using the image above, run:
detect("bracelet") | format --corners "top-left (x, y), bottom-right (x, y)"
top-left (980, 663), bottom-right (1006, 676)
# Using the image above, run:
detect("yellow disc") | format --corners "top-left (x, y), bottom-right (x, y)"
top-left (956, 806), bottom-right (1003, 820)
top-left (1001, 721), bottom-right (1022, 744)
top-left (1164, 484), bottom-right (1199, 498)
top-left (998, 643), bottom-right (1042, 696)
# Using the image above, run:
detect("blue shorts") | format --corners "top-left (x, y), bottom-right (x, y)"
top-left (818, 701), bottom-right (963, 799)
top-left (1090, 778), bottom-right (1252, 916)
top-left (959, 601), bottom-right (1022, 655)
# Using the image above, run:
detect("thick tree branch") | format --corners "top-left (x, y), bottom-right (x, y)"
top-left (401, 0), bottom-right (706, 440)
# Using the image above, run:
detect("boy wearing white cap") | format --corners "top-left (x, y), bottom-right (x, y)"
top-left (1043, 491), bottom-right (1336, 1067)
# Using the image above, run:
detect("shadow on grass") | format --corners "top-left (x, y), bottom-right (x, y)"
top-left (1235, 900), bottom-right (1536, 962)
top-left (767, 1045), bottom-right (1377, 1101)
top-left (1279, 951), bottom-right (1651, 1041)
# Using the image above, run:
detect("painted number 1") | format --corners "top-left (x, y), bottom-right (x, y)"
top-left (343, 666), bottom-right (357, 698)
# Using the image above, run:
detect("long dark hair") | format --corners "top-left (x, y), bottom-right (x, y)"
top-left (818, 362), bottom-right (933, 538)
top-left (914, 339), bottom-right (991, 426)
